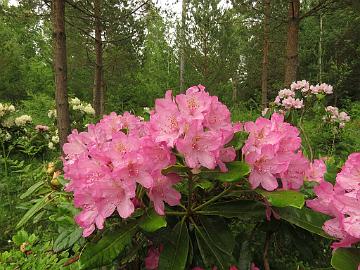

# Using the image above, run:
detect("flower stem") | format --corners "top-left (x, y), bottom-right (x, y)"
top-left (165, 211), bottom-right (187, 216)
top-left (1, 141), bottom-right (8, 176)
top-left (192, 187), bottom-right (230, 212)
top-left (187, 172), bottom-right (193, 215)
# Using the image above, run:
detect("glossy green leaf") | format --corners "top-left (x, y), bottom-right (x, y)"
top-left (139, 209), bottom-right (167, 232)
top-left (20, 181), bottom-right (44, 199)
top-left (16, 195), bottom-right (51, 229)
top-left (331, 248), bottom-right (360, 270)
top-left (276, 207), bottom-right (334, 239)
top-left (212, 161), bottom-right (250, 182)
top-left (158, 221), bottom-right (189, 270)
top-left (194, 217), bottom-right (235, 270)
top-left (53, 227), bottom-right (83, 252)
top-left (161, 164), bottom-right (190, 175)
top-left (199, 200), bottom-right (265, 219)
top-left (80, 223), bottom-right (137, 269)
top-left (257, 189), bottom-right (305, 209)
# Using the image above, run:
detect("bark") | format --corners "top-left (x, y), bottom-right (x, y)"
top-left (93, 0), bottom-right (104, 117)
top-left (261, 0), bottom-right (270, 109)
top-left (179, 0), bottom-right (187, 92)
top-left (52, 0), bottom-right (70, 153)
top-left (284, 0), bottom-right (300, 87)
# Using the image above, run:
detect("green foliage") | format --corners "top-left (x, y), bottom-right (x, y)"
top-left (257, 190), bottom-right (305, 209)
top-left (158, 221), bottom-right (189, 270)
top-left (79, 223), bottom-right (138, 269)
top-left (331, 248), bottom-right (360, 270)
top-left (276, 207), bottom-right (333, 239)
top-left (139, 209), bottom-right (167, 233)
top-left (0, 230), bottom-right (78, 270)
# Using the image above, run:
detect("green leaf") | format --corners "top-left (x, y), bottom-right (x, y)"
top-left (324, 160), bottom-right (338, 184)
top-left (195, 179), bottom-right (214, 190)
top-left (257, 190), bottom-right (305, 209)
top-left (331, 248), bottom-right (360, 270)
top-left (20, 181), bottom-right (44, 199)
top-left (200, 200), bottom-right (265, 219)
top-left (194, 217), bottom-right (235, 270)
top-left (16, 195), bottom-right (51, 229)
top-left (53, 227), bottom-right (82, 252)
top-left (12, 230), bottom-right (29, 245)
top-left (211, 161), bottom-right (250, 182)
top-left (158, 221), bottom-right (189, 270)
top-left (80, 223), bottom-right (137, 269)
top-left (276, 207), bottom-right (334, 239)
top-left (139, 209), bottom-right (167, 232)
top-left (162, 164), bottom-right (190, 175)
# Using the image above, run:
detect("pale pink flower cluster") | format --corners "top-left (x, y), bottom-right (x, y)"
top-left (274, 88), bottom-right (304, 110)
top-left (149, 85), bottom-right (239, 171)
top-left (35, 124), bottom-right (49, 132)
top-left (63, 86), bottom-right (238, 237)
top-left (307, 153), bottom-right (360, 248)
top-left (242, 113), bottom-right (309, 191)
top-left (63, 112), bottom-right (181, 237)
top-left (290, 80), bottom-right (310, 92)
top-left (273, 81), bottom-right (334, 111)
top-left (309, 83), bottom-right (333, 95)
top-left (324, 106), bottom-right (350, 128)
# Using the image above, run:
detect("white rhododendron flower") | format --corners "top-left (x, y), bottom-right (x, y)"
top-left (14, 115), bottom-right (32, 126)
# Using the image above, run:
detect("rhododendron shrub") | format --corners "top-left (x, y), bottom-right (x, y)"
top-left (59, 85), bottom-right (360, 270)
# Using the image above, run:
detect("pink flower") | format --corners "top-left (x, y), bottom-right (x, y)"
top-left (229, 266), bottom-right (239, 270)
top-left (35, 125), bottom-right (49, 132)
top-left (63, 112), bottom-right (181, 236)
top-left (176, 85), bottom-right (212, 120)
top-left (145, 245), bottom-right (163, 270)
top-left (307, 153), bottom-right (360, 248)
top-left (150, 90), bottom-right (183, 147)
top-left (176, 122), bottom-right (222, 169)
top-left (291, 80), bottom-right (310, 92)
top-left (280, 152), bottom-right (309, 190)
top-left (251, 263), bottom-right (260, 270)
top-left (148, 174), bottom-right (181, 215)
top-left (336, 153), bottom-right (360, 195)
top-left (246, 144), bottom-right (288, 191)
top-left (243, 113), bottom-right (305, 191)
top-left (306, 159), bottom-right (326, 183)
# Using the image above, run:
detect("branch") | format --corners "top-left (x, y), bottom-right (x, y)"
top-left (299, 0), bottom-right (338, 20)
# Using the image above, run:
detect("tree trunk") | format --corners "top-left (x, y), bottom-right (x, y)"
top-left (261, 0), bottom-right (270, 109)
top-left (52, 0), bottom-right (70, 153)
top-left (318, 14), bottom-right (323, 83)
top-left (93, 0), bottom-right (104, 117)
top-left (284, 0), bottom-right (300, 87)
top-left (231, 77), bottom-right (238, 103)
top-left (179, 0), bottom-right (187, 92)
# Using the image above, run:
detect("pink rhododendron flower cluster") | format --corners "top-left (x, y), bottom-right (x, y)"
top-left (63, 111), bottom-right (181, 236)
top-left (149, 85), bottom-right (239, 171)
top-left (63, 85), bottom-right (238, 236)
top-left (242, 113), bottom-right (309, 191)
top-left (324, 106), bottom-right (350, 128)
top-left (307, 153), bottom-right (360, 248)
